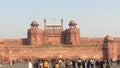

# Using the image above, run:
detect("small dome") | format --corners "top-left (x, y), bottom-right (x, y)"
top-left (31, 20), bottom-right (39, 25)
top-left (104, 34), bottom-right (114, 42)
top-left (31, 20), bottom-right (39, 27)
top-left (69, 20), bottom-right (77, 25)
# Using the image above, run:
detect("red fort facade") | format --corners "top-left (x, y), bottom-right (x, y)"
top-left (0, 19), bottom-right (120, 62)
top-left (28, 19), bottom-right (80, 45)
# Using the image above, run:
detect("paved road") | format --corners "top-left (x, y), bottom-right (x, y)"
top-left (111, 64), bottom-right (120, 68)
top-left (110, 63), bottom-right (120, 68)
top-left (0, 63), bottom-right (120, 68)
top-left (0, 63), bottom-right (28, 68)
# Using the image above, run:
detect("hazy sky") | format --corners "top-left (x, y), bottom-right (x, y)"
top-left (0, 0), bottom-right (120, 38)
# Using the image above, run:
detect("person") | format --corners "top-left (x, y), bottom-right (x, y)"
top-left (82, 60), bottom-right (85, 68)
top-left (117, 58), bottom-right (120, 65)
top-left (43, 60), bottom-right (49, 68)
top-left (34, 61), bottom-right (39, 68)
top-left (39, 61), bottom-right (43, 68)
top-left (110, 59), bottom-right (113, 66)
top-left (72, 59), bottom-right (76, 68)
top-left (10, 60), bottom-right (15, 65)
top-left (90, 59), bottom-right (94, 68)
top-left (59, 59), bottom-right (65, 68)
top-left (28, 61), bottom-right (33, 68)
top-left (77, 58), bottom-right (82, 68)
top-left (87, 60), bottom-right (90, 68)
top-left (106, 63), bottom-right (110, 68)
top-left (98, 61), bottom-right (103, 68)
top-left (55, 62), bottom-right (59, 68)
top-left (69, 60), bottom-right (73, 68)
top-left (85, 60), bottom-right (87, 68)
top-left (65, 59), bottom-right (70, 68)
top-left (103, 61), bottom-right (106, 68)
top-left (95, 60), bottom-right (99, 68)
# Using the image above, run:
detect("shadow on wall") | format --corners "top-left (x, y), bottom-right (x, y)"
top-left (22, 38), bottom-right (28, 45)
top-left (102, 42), bottom-right (109, 60)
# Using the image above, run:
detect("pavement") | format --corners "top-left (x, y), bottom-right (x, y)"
top-left (0, 63), bottom-right (28, 68)
top-left (0, 63), bottom-right (120, 68)
top-left (110, 63), bottom-right (120, 68)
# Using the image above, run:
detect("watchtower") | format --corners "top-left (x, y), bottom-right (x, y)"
top-left (65, 20), bottom-right (80, 45)
top-left (103, 35), bottom-right (118, 60)
top-left (27, 20), bottom-right (43, 45)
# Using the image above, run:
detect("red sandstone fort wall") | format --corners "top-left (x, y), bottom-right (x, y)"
top-left (3, 39), bottom-right (23, 46)
top-left (6, 46), bottom-right (103, 61)
top-left (114, 38), bottom-right (120, 57)
top-left (45, 36), bottom-right (61, 44)
top-left (0, 38), bottom-right (28, 46)
top-left (116, 41), bottom-right (120, 57)
top-left (0, 38), bottom-right (120, 62)
top-left (80, 37), bottom-right (104, 47)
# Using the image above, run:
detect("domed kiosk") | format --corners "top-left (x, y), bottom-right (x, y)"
top-left (104, 34), bottom-right (114, 42)
top-left (69, 20), bottom-right (77, 28)
top-left (31, 20), bottom-right (39, 28)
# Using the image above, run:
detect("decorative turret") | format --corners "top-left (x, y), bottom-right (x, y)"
top-left (103, 34), bottom-right (117, 60)
top-left (44, 18), bottom-right (46, 30)
top-left (28, 20), bottom-right (43, 45)
top-left (31, 20), bottom-right (39, 28)
top-left (61, 18), bottom-right (63, 30)
top-left (69, 20), bottom-right (77, 28)
top-left (104, 34), bottom-right (114, 42)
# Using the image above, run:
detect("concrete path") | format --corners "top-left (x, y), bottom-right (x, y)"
top-left (0, 63), bottom-right (28, 68)
top-left (0, 63), bottom-right (120, 68)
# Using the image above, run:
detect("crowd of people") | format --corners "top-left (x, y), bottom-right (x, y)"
top-left (28, 58), bottom-right (120, 68)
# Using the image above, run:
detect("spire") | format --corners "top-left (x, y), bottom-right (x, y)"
top-left (61, 18), bottom-right (63, 30)
top-left (44, 18), bottom-right (46, 30)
